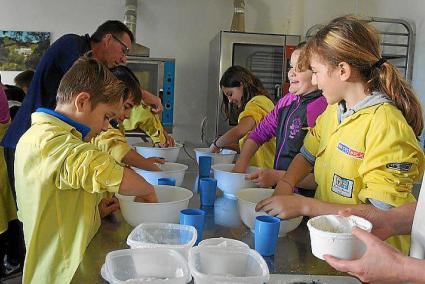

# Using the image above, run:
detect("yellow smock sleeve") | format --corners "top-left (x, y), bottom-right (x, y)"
top-left (0, 121), bottom-right (17, 234)
top-left (52, 143), bottom-right (124, 194)
top-left (123, 104), bottom-right (166, 144)
top-left (238, 98), bottom-right (266, 123)
top-left (93, 125), bottom-right (131, 164)
top-left (303, 106), bottom-right (329, 158)
top-left (358, 108), bottom-right (424, 206)
top-left (238, 96), bottom-right (276, 169)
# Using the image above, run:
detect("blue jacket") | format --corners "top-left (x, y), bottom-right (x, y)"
top-left (1, 34), bottom-right (91, 149)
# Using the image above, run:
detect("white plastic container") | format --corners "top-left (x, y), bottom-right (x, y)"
top-left (236, 188), bottom-right (302, 237)
top-left (198, 237), bottom-right (249, 249)
top-left (103, 248), bottom-right (191, 283)
top-left (188, 246), bottom-right (269, 284)
top-left (133, 162), bottom-right (188, 186)
top-left (116, 186), bottom-right (193, 226)
top-left (194, 148), bottom-right (237, 165)
top-left (127, 223), bottom-right (197, 258)
top-left (307, 214), bottom-right (373, 260)
top-left (211, 163), bottom-right (259, 199)
top-left (134, 142), bottom-right (183, 163)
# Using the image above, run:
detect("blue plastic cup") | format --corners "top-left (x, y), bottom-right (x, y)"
top-left (198, 156), bottom-right (212, 178)
top-left (158, 177), bottom-right (176, 186)
top-left (180, 208), bottom-right (205, 245)
top-left (255, 215), bottom-right (280, 256)
top-left (199, 178), bottom-right (217, 206)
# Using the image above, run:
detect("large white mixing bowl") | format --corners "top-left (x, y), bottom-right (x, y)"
top-left (134, 142), bottom-right (183, 162)
top-left (133, 162), bottom-right (188, 186)
top-left (194, 148), bottom-right (237, 165)
top-left (116, 185), bottom-right (193, 226)
top-left (211, 163), bottom-right (259, 199)
top-left (236, 188), bottom-right (303, 237)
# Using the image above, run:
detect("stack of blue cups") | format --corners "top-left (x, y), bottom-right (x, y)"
top-left (198, 156), bottom-right (216, 207)
top-left (198, 156), bottom-right (212, 178)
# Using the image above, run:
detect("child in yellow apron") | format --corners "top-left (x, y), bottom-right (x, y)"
top-left (256, 16), bottom-right (424, 255)
top-left (15, 58), bottom-right (157, 284)
top-left (93, 66), bottom-right (164, 171)
top-left (210, 66), bottom-right (275, 169)
top-left (123, 90), bottom-right (175, 147)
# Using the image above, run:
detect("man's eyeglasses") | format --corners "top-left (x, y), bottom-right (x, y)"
top-left (111, 34), bottom-right (130, 56)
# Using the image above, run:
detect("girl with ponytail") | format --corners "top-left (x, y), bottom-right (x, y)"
top-left (256, 15), bottom-right (424, 255)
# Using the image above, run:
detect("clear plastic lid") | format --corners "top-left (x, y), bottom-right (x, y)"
top-left (188, 246), bottom-right (269, 283)
top-left (104, 248), bottom-right (191, 283)
top-left (127, 223), bottom-right (197, 249)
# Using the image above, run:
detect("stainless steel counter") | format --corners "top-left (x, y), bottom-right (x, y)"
top-left (71, 155), bottom-right (353, 283)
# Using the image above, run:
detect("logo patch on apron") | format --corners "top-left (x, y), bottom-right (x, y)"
top-left (331, 174), bottom-right (354, 198)
top-left (386, 162), bottom-right (412, 172)
top-left (337, 142), bottom-right (364, 159)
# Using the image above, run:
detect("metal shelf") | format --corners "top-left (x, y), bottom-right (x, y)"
top-left (305, 17), bottom-right (415, 81)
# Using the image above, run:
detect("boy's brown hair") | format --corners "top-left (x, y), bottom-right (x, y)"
top-left (56, 56), bottom-right (126, 108)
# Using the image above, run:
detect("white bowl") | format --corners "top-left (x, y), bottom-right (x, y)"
top-left (307, 214), bottom-right (373, 260)
top-left (134, 142), bottom-right (183, 162)
top-left (188, 246), bottom-right (269, 284)
top-left (194, 148), bottom-right (237, 165)
top-left (116, 185), bottom-right (193, 226)
top-left (104, 248), bottom-right (191, 283)
top-left (127, 223), bottom-right (197, 259)
top-left (214, 197), bottom-right (242, 228)
top-left (133, 162), bottom-right (188, 186)
top-left (211, 163), bottom-right (259, 199)
top-left (236, 188), bottom-right (303, 237)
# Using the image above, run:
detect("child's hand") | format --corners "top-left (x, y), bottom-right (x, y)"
top-left (163, 133), bottom-right (175, 147)
top-left (255, 194), bottom-right (305, 219)
top-left (135, 191), bottom-right (158, 203)
top-left (246, 169), bottom-right (283, 188)
top-left (147, 157), bottom-right (165, 164)
top-left (232, 161), bottom-right (247, 173)
top-left (209, 143), bottom-right (221, 153)
top-left (98, 197), bottom-right (120, 218)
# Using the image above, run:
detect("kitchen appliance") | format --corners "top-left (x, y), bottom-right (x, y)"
top-left (126, 57), bottom-right (175, 133)
top-left (203, 31), bottom-right (300, 144)
top-left (123, 0), bottom-right (175, 133)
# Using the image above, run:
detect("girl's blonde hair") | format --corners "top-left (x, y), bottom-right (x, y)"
top-left (301, 15), bottom-right (423, 137)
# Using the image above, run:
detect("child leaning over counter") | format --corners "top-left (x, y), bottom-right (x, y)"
top-left (92, 65), bottom-right (165, 217)
top-left (14, 57), bottom-right (157, 284)
top-left (256, 15), bottom-right (425, 255)
top-left (93, 65), bottom-right (164, 172)
top-left (210, 65), bottom-right (276, 169)
top-left (123, 89), bottom-right (175, 148)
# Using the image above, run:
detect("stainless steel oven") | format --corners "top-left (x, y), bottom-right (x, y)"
top-left (126, 57), bottom-right (175, 132)
top-left (203, 31), bottom-right (300, 144)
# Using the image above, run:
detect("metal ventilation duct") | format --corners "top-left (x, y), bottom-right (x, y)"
top-left (124, 0), bottom-right (150, 57)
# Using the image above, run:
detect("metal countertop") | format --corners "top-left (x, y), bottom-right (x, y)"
top-left (72, 155), bottom-right (353, 283)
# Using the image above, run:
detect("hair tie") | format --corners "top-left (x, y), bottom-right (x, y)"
top-left (372, 58), bottom-right (387, 69)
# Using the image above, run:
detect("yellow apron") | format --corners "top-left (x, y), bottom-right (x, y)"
top-left (304, 103), bottom-right (425, 254)
top-left (239, 96), bottom-right (276, 169)
top-left (0, 120), bottom-right (17, 234)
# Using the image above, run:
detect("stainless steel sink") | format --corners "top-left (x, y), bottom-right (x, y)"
top-left (269, 274), bottom-right (361, 284)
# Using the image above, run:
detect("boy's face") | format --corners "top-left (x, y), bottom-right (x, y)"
top-left (82, 100), bottom-right (123, 141)
top-left (117, 96), bottom-right (135, 123)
